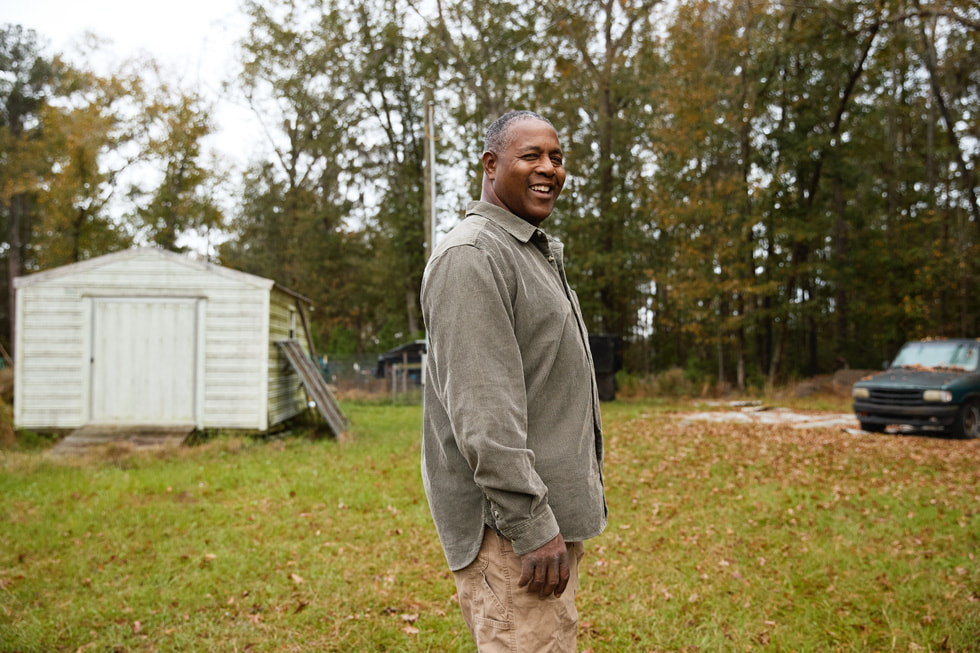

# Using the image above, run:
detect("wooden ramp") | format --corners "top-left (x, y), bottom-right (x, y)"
top-left (49, 424), bottom-right (194, 456)
top-left (276, 339), bottom-right (349, 438)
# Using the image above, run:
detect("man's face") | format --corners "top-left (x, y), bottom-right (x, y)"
top-left (483, 119), bottom-right (566, 225)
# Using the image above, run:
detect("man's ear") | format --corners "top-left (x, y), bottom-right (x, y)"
top-left (482, 151), bottom-right (497, 180)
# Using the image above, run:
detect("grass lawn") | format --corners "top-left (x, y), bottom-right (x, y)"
top-left (1, 398), bottom-right (978, 652)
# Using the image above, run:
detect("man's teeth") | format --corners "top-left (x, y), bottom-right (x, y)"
top-left (531, 185), bottom-right (550, 192)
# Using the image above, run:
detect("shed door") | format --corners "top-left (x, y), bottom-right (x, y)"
top-left (90, 298), bottom-right (198, 424)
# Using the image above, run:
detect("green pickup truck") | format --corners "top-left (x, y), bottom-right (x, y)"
top-left (852, 338), bottom-right (980, 439)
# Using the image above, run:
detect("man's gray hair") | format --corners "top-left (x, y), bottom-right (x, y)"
top-left (484, 110), bottom-right (555, 154)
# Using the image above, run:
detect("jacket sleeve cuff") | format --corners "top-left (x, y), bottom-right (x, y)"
top-left (505, 509), bottom-right (561, 557)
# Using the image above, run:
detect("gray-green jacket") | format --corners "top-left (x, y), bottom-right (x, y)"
top-left (421, 201), bottom-right (607, 571)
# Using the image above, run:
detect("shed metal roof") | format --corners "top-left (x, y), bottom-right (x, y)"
top-left (13, 247), bottom-right (313, 307)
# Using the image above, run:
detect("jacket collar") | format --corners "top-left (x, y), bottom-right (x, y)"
top-left (466, 200), bottom-right (541, 244)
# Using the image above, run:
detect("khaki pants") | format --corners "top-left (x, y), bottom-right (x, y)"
top-left (452, 528), bottom-right (585, 652)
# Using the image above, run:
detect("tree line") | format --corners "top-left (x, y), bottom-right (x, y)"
top-left (2, 0), bottom-right (978, 390)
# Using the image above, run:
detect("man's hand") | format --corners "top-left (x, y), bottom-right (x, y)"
top-left (518, 533), bottom-right (569, 599)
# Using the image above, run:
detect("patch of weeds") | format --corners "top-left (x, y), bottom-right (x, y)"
top-left (7, 428), bottom-right (66, 451)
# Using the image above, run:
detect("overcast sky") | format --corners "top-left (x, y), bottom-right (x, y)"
top-left (1, 0), bottom-right (460, 252)
top-left (2, 0), bottom-right (258, 166)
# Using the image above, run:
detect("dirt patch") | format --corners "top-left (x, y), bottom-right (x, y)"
top-left (0, 367), bottom-right (12, 403)
top-left (0, 400), bottom-right (14, 447)
top-left (787, 369), bottom-right (876, 398)
top-left (48, 424), bottom-right (195, 457)
top-left (678, 402), bottom-right (861, 431)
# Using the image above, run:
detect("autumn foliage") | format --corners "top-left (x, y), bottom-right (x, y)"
top-left (4, 2), bottom-right (980, 384)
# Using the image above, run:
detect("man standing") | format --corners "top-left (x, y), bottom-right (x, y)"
top-left (421, 110), bottom-right (607, 652)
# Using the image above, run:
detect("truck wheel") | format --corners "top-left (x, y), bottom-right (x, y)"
top-left (952, 400), bottom-right (980, 439)
top-left (859, 421), bottom-right (886, 433)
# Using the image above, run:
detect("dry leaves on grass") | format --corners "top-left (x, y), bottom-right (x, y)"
top-left (401, 612), bottom-right (419, 635)
top-left (585, 409), bottom-right (980, 649)
top-left (607, 411), bottom-right (980, 494)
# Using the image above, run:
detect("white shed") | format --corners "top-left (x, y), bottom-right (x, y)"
top-left (13, 247), bottom-right (324, 433)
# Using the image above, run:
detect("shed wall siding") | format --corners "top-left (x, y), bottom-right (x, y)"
top-left (202, 298), bottom-right (267, 429)
top-left (267, 289), bottom-right (311, 426)
top-left (15, 252), bottom-right (274, 430)
top-left (16, 286), bottom-right (87, 428)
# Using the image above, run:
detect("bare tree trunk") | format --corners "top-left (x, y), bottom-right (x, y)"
top-left (914, 3), bottom-right (980, 229)
top-left (5, 195), bottom-right (24, 356)
top-left (736, 325), bottom-right (746, 392)
top-left (832, 176), bottom-right (849, 368)
top-left (717, 335), bottom-right (724, 389)
top-left (716, 296), bottom-right (726, 388)
top-left (768, 318), bottom-right (787, 390)
top-left (405, 288), bottom-right (419, 336)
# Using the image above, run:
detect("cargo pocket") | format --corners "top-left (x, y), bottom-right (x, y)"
top-left (469, 553), bottom-right (510, 630)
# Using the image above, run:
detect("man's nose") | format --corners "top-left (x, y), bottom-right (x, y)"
top-left (535, 157), bottom-right (556, 175)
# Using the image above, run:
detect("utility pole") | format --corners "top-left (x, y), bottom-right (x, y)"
top-left (423, 89), bottom-right (437, 261)
top-left (422, 89), bottom-right (437, 388)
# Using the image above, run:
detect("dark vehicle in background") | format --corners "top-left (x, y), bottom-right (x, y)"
top-left (852, 339), bottom-right (980, 438)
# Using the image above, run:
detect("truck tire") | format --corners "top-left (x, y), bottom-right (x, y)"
top-left (859, 421), bottom-right (886, 433)
top-left (951, 400), bottom-right (980, 439)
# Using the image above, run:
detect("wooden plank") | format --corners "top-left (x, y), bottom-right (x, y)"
top-left (275, 340), bottom-right (349, 438)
